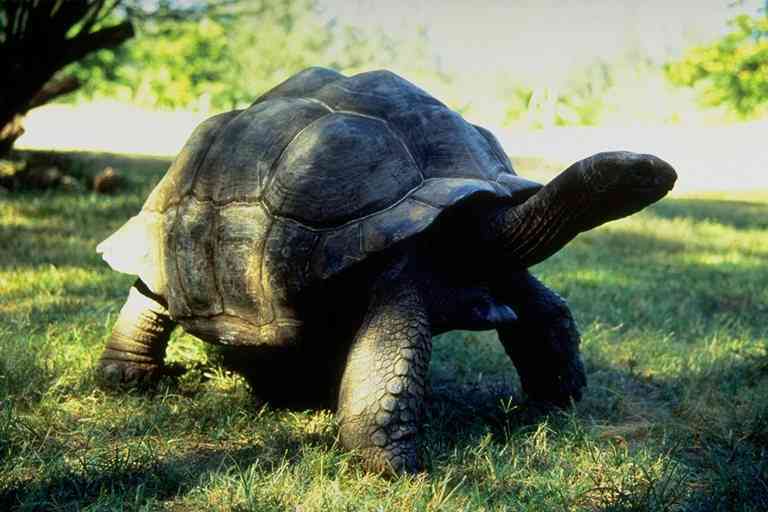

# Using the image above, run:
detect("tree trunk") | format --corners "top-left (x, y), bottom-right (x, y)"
top-left (0, 0), bottom-right (134, 158)
top-left (0, 76), bottom-right (83, 155)
top-left (0, 115), bottom-right (25, 156)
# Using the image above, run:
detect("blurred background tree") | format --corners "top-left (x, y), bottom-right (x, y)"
top-left (67, 0), bottom-right (337, 111)
top-left (1, 0), bottom-right (448, 159)
top-left (65, 0), bottom-right (448, 111)
top-left (0, 0), bottom-right (134, 155)
top-left (0, 0), bottom-right (253, 156)
top-left (5, 0), bottom-right (767, 166)
top-left (666, 6), bottom-right (768, 119)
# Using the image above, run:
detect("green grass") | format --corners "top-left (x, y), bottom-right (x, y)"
top-left (2, 151), bottom-right (768, 511)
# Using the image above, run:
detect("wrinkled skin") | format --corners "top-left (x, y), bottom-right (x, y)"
top-left (98, 151), bottom-right (676, 475)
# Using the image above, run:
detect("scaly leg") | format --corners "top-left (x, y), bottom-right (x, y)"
top-left (99, 280), bottom-right (176, 386)
top-left (336, 271), bottom-right (431, 474)
top-left (496, 271), bottom-right (586, 407)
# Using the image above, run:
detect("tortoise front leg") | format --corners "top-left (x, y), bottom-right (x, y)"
top-left (99, 280), bottom-right (177, 387)
top-left (495, 271), bottom-right (586, 407)
top-left (337, 273), bottom-right (431, 475)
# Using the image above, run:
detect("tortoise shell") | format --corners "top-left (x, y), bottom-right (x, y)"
top-left (97, 68), bottom-right (540, 344)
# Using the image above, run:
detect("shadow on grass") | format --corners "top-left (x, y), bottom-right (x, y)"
top-left (3, 150), bottom-right (768, 508)
top-left (1, 151), bottom-right (169, 273)
top-left (0, 442), bottom-right (299, 511)
top-left (424, 349), bottom-right (768, 511)
top-left (0, 375), bottom-right (537, 511)
top-left (583, 349), bottom-right (768, 512)
top-left (0, 379), bottom-right (332, 510)
top-left (0, 222), bottom-right (107, 271)
top-left (3, 351), bottom-right (768, 510)
top-left (549, 201), bottom-right (768, 342)
top-left (561, 252), bottom-right (767, 341)
top-left (0, 272), bottom-right (128, 327)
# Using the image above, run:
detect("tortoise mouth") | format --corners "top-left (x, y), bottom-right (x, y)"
top-left (624, 173), bottom-right (677, 206)
top-left (626, 155), bottom-right (677, 190)
top-left (589, 180), bottom-right (674, 229)
top-left (628, 180), bottom-right (675, 199)
top-left (629, 166), bottom-right (677, 193)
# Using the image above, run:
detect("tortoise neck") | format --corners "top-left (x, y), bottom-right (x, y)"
top-left (485, 160), bottom-right (592, 268)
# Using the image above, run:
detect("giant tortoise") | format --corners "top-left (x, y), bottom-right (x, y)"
top-left (96, 67), bottom-right (676, 473)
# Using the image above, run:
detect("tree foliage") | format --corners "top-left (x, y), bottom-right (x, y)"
top-left (66, 0), bottom-right (447, 112)
top-left (0, 0), bottom-right (450, 159)
top-left (68, 0), bottom-right (339, 110)
top-left (1, 0), bottom-right (336, 154)
top-left (666, 11), bottom-right (768, 118)
top-left (497, 58), bottom-right (621, 128)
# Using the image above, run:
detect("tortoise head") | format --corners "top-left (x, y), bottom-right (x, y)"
top-left (575, 151), bottom-right (677, 231)
top-left (481, 151), bottom-right (677, 269)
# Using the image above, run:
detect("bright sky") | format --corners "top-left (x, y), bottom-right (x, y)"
top-left (319, 0), bottom-right (765, 86)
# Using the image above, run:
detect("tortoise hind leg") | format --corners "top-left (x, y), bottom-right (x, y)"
top-left (99, 280), bottom-right (177, 387)
top-left (337, 272), bottom-right (431, 475)
top-left (495, 271), bottom-right (586, 407)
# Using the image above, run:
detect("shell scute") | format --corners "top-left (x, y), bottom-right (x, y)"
top-left (144, 111), bottom-right (240, 212)
top-left (387, 105), bottom-right (508, 181)
top-left (412, 178), bottom-right (498, 208)
top-left (264, 112), bottom-right (421, 227)
top-left (198, 98), bottom-right (330, 204)
top-left (360, 198), bottom-right (440, 254)
top-left (311, 223), bottom-right (364, 280)
top-left (256, 66), bottom-right (345, 103)
top-left (169, 198), bottom-right (221, 317)
top-left (215, 203), bottom-right (274, 326)
top-left (261, 218), bottom-right (319, 316)
top-left (314, 70), bottom-right (443, 120)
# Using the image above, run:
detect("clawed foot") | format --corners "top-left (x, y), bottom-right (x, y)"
top-left (97, 359), bottom-right (185, 388)
top-left (360, 444), bottom-right (422, 476)
top-left (522, 357), bottom-right (586, 408)
top-left (341, 420), bottom-right (422, 476)
top-left (517, 315), bottom-right (587, 408)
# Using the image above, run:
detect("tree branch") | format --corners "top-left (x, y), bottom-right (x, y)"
top-left (60, 20), bottom-right (134, 68)
top-left (76, 0), bottom-right (113, 40)
top-left (0, 114), bottom-right (25, 155)
top-left (28, 75), bottom-right (82, 110)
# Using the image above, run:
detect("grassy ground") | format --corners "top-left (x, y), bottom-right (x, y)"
top-left (1, 151), bottom-right (767, 511)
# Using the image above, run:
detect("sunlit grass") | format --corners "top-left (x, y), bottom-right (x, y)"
top-left (2, 151), bottom-right (767, 510)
